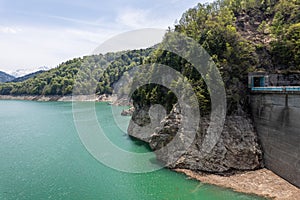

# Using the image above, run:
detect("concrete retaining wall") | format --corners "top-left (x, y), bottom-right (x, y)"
top-left (251, 93), bottom-right (300, 188)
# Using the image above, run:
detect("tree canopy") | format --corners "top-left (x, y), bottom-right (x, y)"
top-left (0, 49), bottom-right (153, 96)
top-left (131, 0), bottom-right (300, 114)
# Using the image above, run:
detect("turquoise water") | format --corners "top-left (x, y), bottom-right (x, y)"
top-left (0, 101), bottom-right (266, 200)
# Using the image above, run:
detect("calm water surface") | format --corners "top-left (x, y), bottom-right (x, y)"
top-left (0, 100), bottom-right (266, 200)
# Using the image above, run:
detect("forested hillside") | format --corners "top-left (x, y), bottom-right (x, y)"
top-left (131, 0), bottom-right (300, 114)
top-left (0, 49), bottom-right (152, 95)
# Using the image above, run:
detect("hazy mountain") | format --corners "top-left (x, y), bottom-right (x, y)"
top-left (11, 66), bottom-right (49, 78)
top-left (0, 71), bottom-right (15, 82)
top-left (11, 70), bottom-right (46, 82)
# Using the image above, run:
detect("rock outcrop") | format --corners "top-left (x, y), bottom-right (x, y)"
top-left (121, 107), bottom-right (135, 116)
top-left (128, 104), bottom-right (263, 174)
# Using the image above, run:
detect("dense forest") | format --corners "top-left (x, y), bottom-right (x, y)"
top-left (0, 49), bottom-right (152, 96)
top-left (0, 0), bottom-right (299, 114)
top-left (131, 0), bottom-right (300, 114)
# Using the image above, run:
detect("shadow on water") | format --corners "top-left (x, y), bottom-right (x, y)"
top-left (128, 135), bottom-right (153, 151)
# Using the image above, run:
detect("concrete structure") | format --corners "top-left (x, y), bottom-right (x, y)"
top-left (248, 72), bottom-right (269, 88)
top-left (249, 72), bottom-right (300, 88)
top-left (251, 92), bottom-right (300, 188)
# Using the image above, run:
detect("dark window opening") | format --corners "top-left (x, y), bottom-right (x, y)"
top-left (253, 77), bottom-right (262, 87)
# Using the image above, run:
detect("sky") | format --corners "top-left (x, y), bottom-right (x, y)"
top-left (0, 0), bottom-right (213, 73)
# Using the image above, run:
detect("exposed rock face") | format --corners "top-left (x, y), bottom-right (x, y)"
top-left (121, 107), bottom-right (135, 116)
top-left (128, 104), bottom-right (263, 173)
top-left (235, 9), bottom-right (273, 70)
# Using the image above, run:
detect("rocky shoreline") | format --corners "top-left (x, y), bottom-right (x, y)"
top-left (175, 168), bottom-right (300, 200)
top-left (0, 94), bottom-right (131, 106)
top-left (128, 104), bottom-right (263, 173)
top-left (121, 107), bottom-right (135, 116)
top-left (127, 103), bottom-right (300, 199)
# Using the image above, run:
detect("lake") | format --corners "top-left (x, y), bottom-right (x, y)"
top-left (0, 100), bottom-right (266, 200)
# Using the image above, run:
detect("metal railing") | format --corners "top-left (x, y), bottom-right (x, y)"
top-left (251, 86), bottom-right (300, 92)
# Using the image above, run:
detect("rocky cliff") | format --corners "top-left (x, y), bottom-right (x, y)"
top-left (128, 0), bottom-right (300, 174)
top-left (128, 104), bottom-right (263, 174)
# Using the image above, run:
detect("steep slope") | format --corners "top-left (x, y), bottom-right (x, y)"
top-left (0, 71), bottom-right (15, 83)
top-left (128, 0), bottom-right (299, 173)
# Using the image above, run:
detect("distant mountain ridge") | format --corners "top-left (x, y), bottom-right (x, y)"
top-left (0, 71), bottom-right (15, 82)
top-left (0, 68), bottom-right (48, 83)
top-left (11, 66), bottom-right (49, 77)
top-left (11, 70), bottom-right (46, 82)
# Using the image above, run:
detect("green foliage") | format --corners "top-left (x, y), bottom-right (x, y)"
top-left (270, 0), bottom-right (300, 69)
top-left (0, 49), bottom-right (152, 96)
top-left (132, 0), bottom-right (299, 114)
top-left (132, 0), bottom-right (259, 114)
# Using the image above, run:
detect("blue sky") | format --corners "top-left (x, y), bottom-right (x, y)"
top-left (0, 0), bottom-right (213, 73)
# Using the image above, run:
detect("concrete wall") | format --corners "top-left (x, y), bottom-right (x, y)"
top-left (251, 93), bottom-right (300, 188)
top-left (269, 73), bottom-right (300, 86)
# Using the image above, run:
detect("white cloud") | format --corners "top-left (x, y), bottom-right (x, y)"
top-left (116, 8), bottom-right (150, 29)
top-left (40, 14), bottom-right (106, 28)
top-left (0, 26), bottom-right (23, 34)
top-left (0, 0), bottom-right (214, 73)
top-left (0, 9), bottom-right (169, 73)
top-left (116, 7), bottom-right (172, 29)
top-left (0, 25), bottom-right (118, 72)
top-left (0, 24), bottom-right (164, 73)
top-left (93, 29), bottom-right (165, 54)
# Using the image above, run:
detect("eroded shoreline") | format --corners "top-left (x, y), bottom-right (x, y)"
top-left (0, 94), bottom-right (114, 102)
top-left (175, 168), bottom-right (300, 200)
